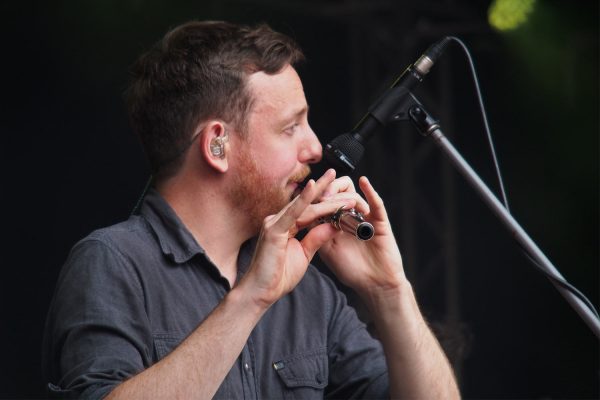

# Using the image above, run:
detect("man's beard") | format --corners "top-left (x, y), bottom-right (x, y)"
top-left (228, 149), bottom-right (310, 234)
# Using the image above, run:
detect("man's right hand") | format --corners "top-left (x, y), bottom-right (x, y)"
top-left (238, 169), bottom-right (354, 309)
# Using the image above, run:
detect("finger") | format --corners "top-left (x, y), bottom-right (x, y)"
top-left (358, 176), bottom-right (389, 221)
top-left (299, 223), bottom-right (339, 261)
top-left (318, 192), bottom-right (370, 215)
top-left (312, 168), bottom-right (337, 197)
top-left (295, 198), bottom-right (357, 228)
top-left (295, 191), bottom-right (371, 227)
top-left (272, 169), bottom-right (336, 233)
top-left (321, 176), bottom-right (355, 199)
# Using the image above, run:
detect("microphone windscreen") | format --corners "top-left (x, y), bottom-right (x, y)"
top-left (324, 133), bottom-right (365, 175)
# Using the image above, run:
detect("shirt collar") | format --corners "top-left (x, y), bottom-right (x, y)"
top-left (237, 236), bottom-right (257, 275)
top-left (140, 188), bottom-right (206, 264)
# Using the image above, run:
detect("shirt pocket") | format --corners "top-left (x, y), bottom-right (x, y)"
top-left (153, 333), bottom-right (184, 360)
top-left (272, 347), bottom-right (329, 399)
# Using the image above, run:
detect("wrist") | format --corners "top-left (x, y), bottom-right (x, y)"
top-left (233, 272), bottom-right (283, 313)
top-left (228, 280), bottom-right (272, 317)
top-left (362, 278), bottom-right (413, 310)
top-left (361, 279), bottom-right (427, 336)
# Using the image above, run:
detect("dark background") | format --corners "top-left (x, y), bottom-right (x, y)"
top-left (1, 0), bottom-right (598, 398)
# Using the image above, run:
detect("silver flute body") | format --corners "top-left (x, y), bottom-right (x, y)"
top-left (320, 207), bottom-right (374, 241)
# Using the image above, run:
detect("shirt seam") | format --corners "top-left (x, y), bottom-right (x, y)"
top-left (79, 237), bottom-right (145, 302)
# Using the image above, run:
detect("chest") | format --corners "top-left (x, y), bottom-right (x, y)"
top-left (140, 261), bottom-right (331, 399)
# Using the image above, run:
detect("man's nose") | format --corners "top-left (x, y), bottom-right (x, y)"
top-left (299, 125), bottom-right (323, 164)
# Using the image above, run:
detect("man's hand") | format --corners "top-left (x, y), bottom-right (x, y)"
top-left (239, 169), bottom-right (360, 309)
top-left (315, 176), bottom-right (406, 297)
top-left (308, 175), bottom-right (461, 399)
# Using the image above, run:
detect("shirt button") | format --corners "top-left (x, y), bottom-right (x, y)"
top-left (244, 362), bottom-right (250, 370)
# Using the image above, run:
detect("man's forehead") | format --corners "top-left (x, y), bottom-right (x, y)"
top-left (246, 65), bottom-right (306, 112)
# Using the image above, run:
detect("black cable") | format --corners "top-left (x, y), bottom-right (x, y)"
top-left (447, 36), bottom-right (511, 212)
top-left (130, 175), bottom-right (153, 216)
top-left (522, 248), bottom-right (600, 319)
top-left (448, 36), bottom-right (599, 319)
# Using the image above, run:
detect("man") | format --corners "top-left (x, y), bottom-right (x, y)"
top-left (43, 21), bottom-right (460, 399)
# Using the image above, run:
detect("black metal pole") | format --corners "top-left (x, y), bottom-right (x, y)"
top-left (408, 104), bottom-right (600, 339)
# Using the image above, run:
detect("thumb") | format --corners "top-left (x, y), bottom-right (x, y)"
top-left (299, 223), bottom-right (337, 261)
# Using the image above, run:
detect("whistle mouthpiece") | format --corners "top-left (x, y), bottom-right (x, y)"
top-left (330, 207), bottom-right (374, 241)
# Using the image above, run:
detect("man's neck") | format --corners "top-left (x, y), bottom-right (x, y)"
top-left (157, 177), bottom-right (255, 287)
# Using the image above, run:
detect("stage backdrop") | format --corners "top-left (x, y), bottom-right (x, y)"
top-left (1, 1), bottom-right (597, 398)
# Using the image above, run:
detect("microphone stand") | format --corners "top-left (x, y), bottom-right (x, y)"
top-left (378, 88), bottom-right (600, 339)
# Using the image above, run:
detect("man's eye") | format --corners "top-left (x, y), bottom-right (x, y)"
top-left (283, 123), bottom-right (300, 135)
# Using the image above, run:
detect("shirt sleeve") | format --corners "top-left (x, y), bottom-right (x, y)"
top-left (319, 272), bottom-right (390, 399)
top-left (43, 236), bottom-right (153, 399)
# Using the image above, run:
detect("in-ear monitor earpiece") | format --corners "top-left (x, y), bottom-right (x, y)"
top-left (210, 132), bottom-right (229, 159)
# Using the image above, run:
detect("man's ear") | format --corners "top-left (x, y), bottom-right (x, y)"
top-left (199, 121), bottom-right (230, 173)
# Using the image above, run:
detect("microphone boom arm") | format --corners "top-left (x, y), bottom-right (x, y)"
top-left (406, 100), bottom-right (600, 339)
top-left (322, 37), bottom-right (600, 337)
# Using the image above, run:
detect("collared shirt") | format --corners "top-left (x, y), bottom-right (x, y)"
top-left (42, 189), bottom-right (389, 399)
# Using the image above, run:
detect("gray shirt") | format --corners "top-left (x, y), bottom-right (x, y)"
top-left (43, 189), bottom-right (389, 399)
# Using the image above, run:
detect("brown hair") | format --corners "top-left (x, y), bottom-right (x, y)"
top-left (126, 21), bottom-right (304, 180)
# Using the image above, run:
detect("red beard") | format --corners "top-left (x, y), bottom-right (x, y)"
top-left (228, 149), bottom-right (310, 234)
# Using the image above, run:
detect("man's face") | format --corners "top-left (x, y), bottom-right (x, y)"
top-left (228, 65), bottom-right (322, 231)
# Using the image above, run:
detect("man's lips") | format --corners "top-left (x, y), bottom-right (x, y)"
top-left (291, 182), bottom-right (304, 199)
top-left (288, 166), bottom-right (311, 199)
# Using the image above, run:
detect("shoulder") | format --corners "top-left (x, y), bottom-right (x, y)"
top-left (75, 215), bottom-right (153, 255)
top-left (63, 215), bottom-right (161, 273)
top-left (56, 216), bottom-right (157, 293)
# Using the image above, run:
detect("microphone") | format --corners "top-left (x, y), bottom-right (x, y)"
top-left (324, 37), bottom-right (451, 175)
